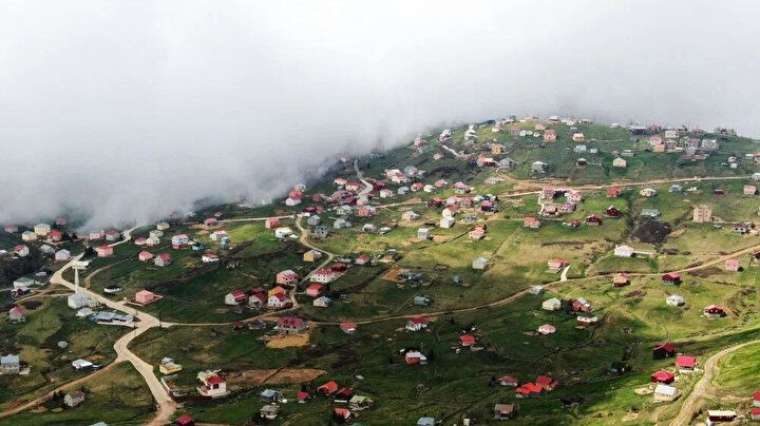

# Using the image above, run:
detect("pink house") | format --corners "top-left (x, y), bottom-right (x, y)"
top-left (154, 253), bottom-right (172, 267)
top-left (725, 258), bottom-right (740, 272)
top-left (138, 251), bottom-right (154, 262)
top-left (48, 229), bottom-right (63, 242)
top-left (96, 245), bottom-right (114, 258)
top-left (204, 217), bottom-right (218, 228)
top-left (135, 290), bottom-right (160, 305)
top-left (265, 217), bottom-right (280, 230)
top-left (276, 270), bottom-right (299, 285)
top-left (306, 283), bottom-right (325, 298)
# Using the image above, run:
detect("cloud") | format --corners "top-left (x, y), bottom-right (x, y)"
top-left (1, 0), bottom-right (758, 229)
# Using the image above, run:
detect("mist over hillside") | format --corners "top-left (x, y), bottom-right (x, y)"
top-left (1, 1), bottom-right (758, 229)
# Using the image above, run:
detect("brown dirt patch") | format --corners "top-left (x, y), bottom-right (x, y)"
top-left (382, 267), bottom-right (404, 283)
top-left (227, 368), bottom-right (326, 386)
top-left (266, 332), bottom-right (310, 348)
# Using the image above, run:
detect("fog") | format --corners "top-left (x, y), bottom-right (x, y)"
top-left (1, 1), bottom-right (759, 229)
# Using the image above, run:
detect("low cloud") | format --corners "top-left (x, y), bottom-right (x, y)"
top-left (1, 1), bottom-right (758, 229)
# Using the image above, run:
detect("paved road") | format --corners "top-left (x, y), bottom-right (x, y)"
top-left (353, 159), bottom-right (374, 196)
top-left (49, 229), bottom-right (178, 426)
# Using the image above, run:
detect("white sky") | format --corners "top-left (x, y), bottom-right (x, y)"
top-left (1, 1), bottom-right (759, 228)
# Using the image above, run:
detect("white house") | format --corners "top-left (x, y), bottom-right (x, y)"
top-left (472, 256), bottom-right (488, 270)
top-left (666, 294), bottom-right (685, 307)
top-left (417, 227), bottom-right (431, 241)
top-left (612, 157), bottom-right (627, 168)
top-left (54, 249), bottom-right (71, 262)
top-left (34, 223), bottom-right (51, 237)
top-left (68, 293), bottom-right (97, 310)
top-left (21, 231), bottom-right (37, 242)
top-left (653, 384), bottom-right (679, 402)
top-left (614, 245), bottom-right (635, 258)
top-left (542, 298), bottom-right (562, 311)
top-left (274, 227), bottom-right (294, 239)
top-left (439, 217), bottom-right (455, 229)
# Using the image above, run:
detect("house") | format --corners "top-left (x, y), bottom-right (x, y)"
top-left (340, 321), bottom-right (357, 334)
top-left (439, 216), bottom-right (455, 229)
top-left (639, 188), bottom-right (657, 198)
top-left (201, 253), bottom-right (219, 263)
top-left (653, 342), bottom-right (676, 359)
top-left (248, 290), bottom-right (267, 309)
top-left (275, 269), bottom-right (299, 285)
top-left (51, 249), bottom-right (70, 262)
top-left (21, 231), bottom-right (37, 242)
top-left (401, 210), bottom-right (420, 222)
top-left (268, 293), bottom-right (290, 309)
top-left (515, 382), bottom-right (543, 398)
top-left (146, 236), bottom-right (160, 247)
top-left (417, 227), bottom-right (431, 241)
top-left (104, 229), bottom-right (121, 242)
top-left (48, 229), bottom-right (63, 242)
top-left (614, 245), bottom-right (634, 258)
top-left (725, 259), bottom-right (741, 272)
top-left (544, 128), bottom-right (557, 142)
top-left (537, 324), bottom-right (556, 335)
top-left (586, 214), bottom-right (603, 226)
top-left (662, 273), bottom-right (682, 284)
top-left (333, 218), bottom-right (352, 229)
top-left (171, 234), bottom-right (190, 249)
top-left (159, 357), bottom-right (183, 375)
top-left (494, 403), bottom-right (518, 420)
top-left (498, 375), bottom-right (519, 387)
top-left (571, 298), bottom-right (592, 313)
top-left (13, 276), bottom-right (36, 290)
top-left (68, 293), bottom-right (97, 309)
top-left (523, 216), bottom-right (541, 229)
top-left (745, 185), bottom-right (758, 195)
top-left (459, 334), bottom-right (477, 347)
top-left (572, 132), bottom-right (585, 143)
top-left (318, 380), bottom-right (339, 396)
top-left (542, 298), bottom-right (562, 311)
top-left (654, 384), bottom-right (679, 402)
top-left (472, 256), bottom-right (488, 270)
top-left (651, 370), bottom-right (675, 384)
top-left (203, 217), bottom-right (218, 228)
top-left (154, 253), bottom-right (172, 267)
top-left (8, 305), bottom-right (26, 323)
top-left (225, 289), bottom-right (248, 305)
top-left (306, 283), bottom-right (325, 297)
top-left (306, 215), bottom-right (321, 227)
top-left (405, 316), bottom-right (429, 332)
top-left (405, 350), bottom-right (428, 365)
top-left (34, 223), bottom-right (51, 237)
top-left (276, 316), bottom-right (307, 333)
top-left (175, 414), bottom-right (195, 426)
top-left (612, 157), bottom-right (627, 168)
top-left (95, 245), bottom-right (114, 258)
top-left (64, 390), bottom-right (86, 408)
top-left (704, 304), bottom-right (727, 319)
top-left (547, 258), bottom-right (567, 272)
top-left (577, 316), bottom-right (599, 327)
top-left (303, 249), bottom-right (322, 263)
top-left (752, 407), bottom-right (760, 421)
top-left (676, 355), bottom-right (698, 373)
top-left (666, 294), bottom-right (685, 307)
top-left (641, 208), bottom-right (661, 218)
top-left (469, 227), bottom-right (486, 240)
top-left (531, 161), bottom-right (547, 174)
top-left (693, 205), bottom-right (713, 223)
top-left (707, 410), bottom-right (736, 424)
top-left (71, 359), bottom-right (95, 370)
top-left (311, 267), bottom-right (340, 283)
top-left (260, 388), bottom-right (283, 403)
top-left (197, 371), bottom-right (229, 398)
top-left (414, 295), bottom-right (431, 306)
top-left (135, 290), bottom-right (160, 305)
top-left (0, 354), bottom-right (20, 374)
top-left (14, 245), bottom-right (30, 257)
top-left (612, 273), bottom-right (630, 287)
top-left (313, 296), bottom-right (332, 308)
top-left (607, 186), bottom-right (622, 198)
top-left (3, 224), bottom-right (18, 233)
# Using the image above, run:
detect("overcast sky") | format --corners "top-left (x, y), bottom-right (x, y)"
top-left (1, 1), bottom-right (759, 229)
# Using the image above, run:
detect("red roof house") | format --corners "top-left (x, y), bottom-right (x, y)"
top-left (676, 355), bottom-right (697, 371)
top-left (459, 334), bottom-right (477, 347)
top-left (536, 375), bottom-right (557, 391)
top-left (317, 380), bottom-right (339, 396)
top-left (650, 370), bottom-right (675, 384)
top-left (306, 283), bottom-right (325, 298)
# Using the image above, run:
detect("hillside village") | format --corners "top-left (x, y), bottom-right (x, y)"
top-left (3, 116), bottom-right (760, 425)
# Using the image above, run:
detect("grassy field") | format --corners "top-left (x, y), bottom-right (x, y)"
top-left (0, 297), bottom-right (124, 410)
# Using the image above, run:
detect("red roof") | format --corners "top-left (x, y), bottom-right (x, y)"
top-left (752, 407), bottom-right (760, 416)
top-left (676, 355), bottom-right (697, 368)
top-left (651, 370), bottom-right (675, 383)
top-left (536, 375), bottom-right (556, 390)
top-left (754, 391), bottom-right (760, 401)
top-left (409, 316), bottom-right (429, 324)
top-left (175, 414), bottom-right (194, 426)
top-left (318, 380), bottom-right (339, 395)
top-left (340, 321), bottom-right (357, 332)
top-left (297, 391), bottom-right (310, 401)
top-left (334, 407), bottom-right (351, 419)
top-left (498, 375), bottom-right (518, 386)
top-left (205, 374), bottom-right (224, 385)
top-left (654, 342), bottom-right (675, 353)
top-left (516, 382), bottom-right (543, 396)
top-left (459, 334), bottom-right (476, 346)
